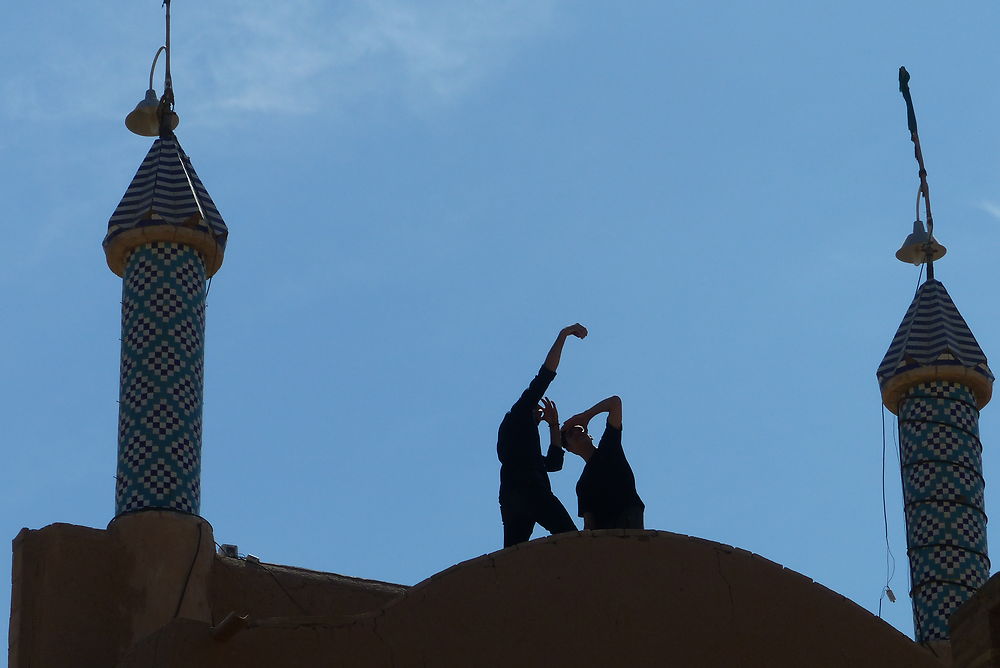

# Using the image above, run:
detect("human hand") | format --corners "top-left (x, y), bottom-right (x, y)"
top-left (559, 323), bottom-right (588, 340)
top-left (540, 397), bottom-right (559, 427)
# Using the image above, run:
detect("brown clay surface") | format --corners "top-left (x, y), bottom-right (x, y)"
top-left (117, 530), bottom-right (945, 668)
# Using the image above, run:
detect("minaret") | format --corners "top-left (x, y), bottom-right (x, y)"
top-left (106, 0), bottom-right (228, 517)
top-left (878, 280), bottom-right (992, 642)
top-left (877, 68), bottom-right (992, 643)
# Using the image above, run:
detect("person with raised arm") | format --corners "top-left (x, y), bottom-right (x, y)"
top-left (497, 324), bottom-right (587, 547)
top-left (562, 395), bottom-right (645, 530)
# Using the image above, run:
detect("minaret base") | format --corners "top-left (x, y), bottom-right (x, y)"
top-left (107, 511), bottom-right (216, 642)
top-left (9, 512), bottom-right (215, 668)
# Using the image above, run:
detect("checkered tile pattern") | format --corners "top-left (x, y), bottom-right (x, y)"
top-left (906, 503), bottom-right (986, 551)
top-left (115, 242), bottom-right (205, 516)
top-left (898, 381), bottom-right (989, 642)
top-left (913, 580), bottom-right (980, 642)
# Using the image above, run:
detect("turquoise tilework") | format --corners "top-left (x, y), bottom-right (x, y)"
top-left (898, 381), bottom-right (989, 642)
top-left (115, 242), bottom-right (205, 516)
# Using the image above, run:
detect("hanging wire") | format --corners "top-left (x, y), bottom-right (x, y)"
top-left (173, 522), bottom-right (203, 618)
top-left (879, 405), bottom-right (898, 618)
top-left (891, 404), bottom-right (902, 469)
top-left (888, 255), bottom-right (927, 377)
top-left (258, 563), bottom-right (309, 614)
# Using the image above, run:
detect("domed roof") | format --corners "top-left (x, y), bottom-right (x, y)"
top-left (120, 530), bottom-right (943, 667)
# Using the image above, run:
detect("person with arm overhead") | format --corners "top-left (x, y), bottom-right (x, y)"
top-left (562, 395), bottom-right (644, 530)
top-left (497, 324), bottom-right (587, 547)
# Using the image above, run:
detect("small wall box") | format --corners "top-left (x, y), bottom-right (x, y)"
top-left (220, 544), bottom-right (239, 558)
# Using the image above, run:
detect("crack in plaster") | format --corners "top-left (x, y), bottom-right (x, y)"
top-left (371, 613), bottom-right (397, 668)
top-left (715, 548), bottom-right (736, 629)
top-left (486, 555), bottom-right (499, 588)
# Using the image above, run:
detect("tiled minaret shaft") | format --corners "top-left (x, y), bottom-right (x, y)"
top-left (878, 278), bottom-right (993, 642)
top-left (105, 136), bottom-right (228, 517)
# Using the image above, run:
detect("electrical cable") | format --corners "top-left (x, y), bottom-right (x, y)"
top-left (893, 401), bottom-right (922, 638)
top-left (900, 458), bottom-right (985, 483)
top-left (173, 521), bottom-right (203, 618)
top-left (907, 543), bottom-right (990, 563)
top-left (879, 405), bottom-right (897, 618)
top-left (258, 563), bottom-right (309, 614)
top-left (888, 257), bottom-right (926, 390)
top-left (897, 417), bottom-right (984, 444)
top-left (912, 577), bottom-right (986, 594)
top-left (148, 46), bottom-right (167, 92)
top-left (891, 410), bottom-right (901, 469)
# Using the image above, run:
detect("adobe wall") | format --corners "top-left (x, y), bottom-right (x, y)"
top-left (209, 557), bottom-right (406, 622)
top-left (8, 514), bottom-right (406, 668)
top-left (9, 512), bottom-right (218, 668)
top-left (10, 523), bottom-right (131, 668)
top-left (116, 530), bottom-right (946, 668)
top-left (951, 571), bottom-right (1000, 668)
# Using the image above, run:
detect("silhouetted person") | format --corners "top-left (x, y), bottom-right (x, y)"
top-left (562, 395), bottom-right (644, 530)
top-left (497, 324), bottom-right (587, 547)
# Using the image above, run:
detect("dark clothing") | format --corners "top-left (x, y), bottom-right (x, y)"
top-left (589, 504), bottom-right (645, 530)
top-left (497, 365), bottom-right (576, 546)
top-left (500, 487), bottom-right (577, 547)
top-left (576, 422), bottom-right (644, 529)
top-left (497, 365), bottom-right (563, 497)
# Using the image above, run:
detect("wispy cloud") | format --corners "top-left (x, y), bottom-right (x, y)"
top-left (193, 0), bottom-right (560, 115)
top-left (978, 200), bottom-right (1000, 221)
top-left (2, 0), bottom-right (561, 123)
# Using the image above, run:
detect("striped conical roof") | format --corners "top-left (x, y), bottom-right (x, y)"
top-left (877, 279), bottom-right (993, 390)
top-left (104, 136), bottom-right (228, 275)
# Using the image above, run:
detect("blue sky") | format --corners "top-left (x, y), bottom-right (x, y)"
top-left (5, 0), bottom-right (1000, 650)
